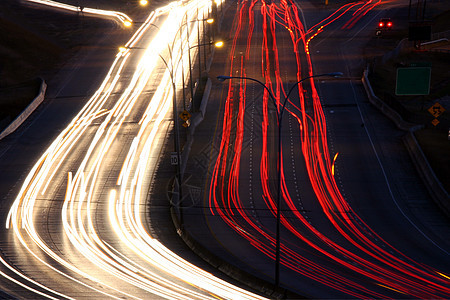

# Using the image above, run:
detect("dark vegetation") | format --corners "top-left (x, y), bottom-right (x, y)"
top-left (0, 0), bottom-right (143, 131)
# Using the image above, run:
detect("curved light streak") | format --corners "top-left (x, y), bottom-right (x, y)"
top-left (209, 0), bottom-right (450, 298)
top-left (23, 0), bottom-right (133, 26)
top-left (4, 0), bottom-right (267, 299)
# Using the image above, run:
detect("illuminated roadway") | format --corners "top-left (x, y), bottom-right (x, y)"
top-left (0, 0), bottom-right (267, 299)
top-left (0, 0), bottom-right (449, 299)
top-left (182, 0), bottom-right (450, 298)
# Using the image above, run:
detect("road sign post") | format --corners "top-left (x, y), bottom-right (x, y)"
top-left (428, 102), bottom-right (445, 118)
top-left (179, 110), bottom-right (191, 121)
top-left (428, 102), bottom-right (446, 127)
top-left (171, 152), bottom-right (179, 165)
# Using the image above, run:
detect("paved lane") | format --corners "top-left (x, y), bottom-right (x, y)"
top-left (0, 1), bottom-right (267, 299)
top-left (183, 0), bottom-right (450, 298)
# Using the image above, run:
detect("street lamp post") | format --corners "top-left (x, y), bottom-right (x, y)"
top-left (129, 18), bottom-right (192, 110)
top-left (217, 72), bottom-right (343, 287)
top-left (120, 16), bottom-right (221, 226)
top-left (188, 40), bottom-right (223, 111)
top-left (183, 15), bottom-right (216, 111)
top-left (167, 14), bottom-right (215, 112)
top-left (157, 17), bottom-right (221, 228)
top-left (158, 52), bottom-right (185, 230)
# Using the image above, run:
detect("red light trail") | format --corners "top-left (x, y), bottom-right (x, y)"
top-left (209, 0), bottom-right (450, 298)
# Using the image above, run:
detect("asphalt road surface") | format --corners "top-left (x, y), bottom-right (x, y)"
top-left (0, 1), bottom-right (266, 299)
top-left (182, 0), bottom-right (450, 298)
top-left (0, 0), bottom-right (449, 299)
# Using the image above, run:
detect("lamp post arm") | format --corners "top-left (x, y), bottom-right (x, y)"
top-left (220, 76), bottom-right (280, 120)
top-left (189, 42), bottom-right (215, 50)
top-left (158, 54), bottom-right (174, 83)
top-left (146, 22), bottom-right (176, 72)
top-left (283, 72), bottom-right (343, 118)
top-left (285, 72), bottom-right (344, 102)
top-left (216, 71), bottom-right (342, 287)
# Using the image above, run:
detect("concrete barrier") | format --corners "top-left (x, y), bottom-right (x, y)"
top-left (180, 78), bottom-right (211, 176)
top-left (170, 207), bottom-right (298, 299)
top-left (380, 38), bottom-right (412, 65)
top-left (362, 67), bottom-right (450, 219)
top-left (403, 132), bottom-right (450, 217)
top-left (362, 68), bottom-right (421, 132)
top-left (0, 78), bottom-right (47, 140)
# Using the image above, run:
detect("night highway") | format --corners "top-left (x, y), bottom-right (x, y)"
top-left (0, 0), bottom-right (449, 299)
top-left (183, 0), bottom-right (450, 298)
top-left (0, 0), bottom-right (265, 298)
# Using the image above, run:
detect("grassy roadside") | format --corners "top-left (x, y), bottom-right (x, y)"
top-left (367, 4), bottom-right (450, 193)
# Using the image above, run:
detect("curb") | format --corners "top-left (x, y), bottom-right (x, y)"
top-left (362, 67), bottom-right (450, 219)
top-left (0, 78), bottom-right (47, 141)
top-left (403, 132), bottom-right (450, 217)
top-left (171, 207), bottom-right (297, 300)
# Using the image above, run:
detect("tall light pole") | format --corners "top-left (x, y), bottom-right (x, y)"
top-left (119, 19), bottom-right (189, 229)
top-left (188, 40), bottom-right (223, 111)
top-left (158, 54), bottom-right (185, 229)
top-left (121, 16), bottom-right (220, 226)
top-left (217, 72), bottom-right (343, 287)
top-left (156, 18), bottom-right (220, 228)
top-left (182, 16), bottom-right (216, 112)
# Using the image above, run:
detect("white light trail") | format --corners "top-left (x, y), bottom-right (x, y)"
top-left (24, 0), bottom-right (133, 26)
top-left (4, 0), bottom-right (266, 299)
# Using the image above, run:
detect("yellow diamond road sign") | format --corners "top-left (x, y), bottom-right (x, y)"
top-left (428, 102), bottom-right (445, 118)
top-left (179, 110), bottom-right (191, 121)
top-left (431, 119), bottom-right (440, 126)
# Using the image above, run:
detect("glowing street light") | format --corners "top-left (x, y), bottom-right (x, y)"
top-left (214, 40), bottom-right (224, 48)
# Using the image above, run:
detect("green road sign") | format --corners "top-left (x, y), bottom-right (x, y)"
top-left (395, 67), bottom-right (431, 95)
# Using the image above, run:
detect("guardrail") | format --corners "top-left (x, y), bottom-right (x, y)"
top-left (362, 67), bottom-right (450, 218)
top-left (420, 38), bottom-right (450, 50)
top-left (362, 68), bottom-right (421, 131)
top-left (403, 132), bottom-right (450, 217)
